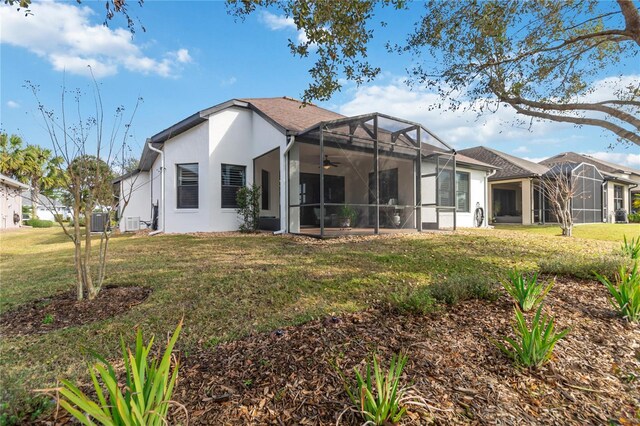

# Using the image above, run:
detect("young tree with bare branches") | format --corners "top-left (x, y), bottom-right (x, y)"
top-left (540, 164), bottom-right (585, 237)
top-left (26, 75), bottom-right (142, 300)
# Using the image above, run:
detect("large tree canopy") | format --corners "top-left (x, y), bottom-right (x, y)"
top-left (229, 0), bottom-right (640, 146)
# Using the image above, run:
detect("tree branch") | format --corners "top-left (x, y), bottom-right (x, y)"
top-left (597, 99), bottom-right (640, 107)
top-left (510, 103), bottom-right (640, 145)
top-left (501, 94), bottom-right (640, 131)
top-left (618, 0), bottom-right (640, 45)
top-left (480, 29), bottom-right (632, 71)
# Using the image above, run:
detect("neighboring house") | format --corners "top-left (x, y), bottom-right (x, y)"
top-left (459, 146), bottom-right (550, 225)
top-left (460, 146), bottom-right (638, 225)
top-left (23, 193), bottom-right (72, 221)
top-left (0, 173), bottom-right (28, 229)
top-left (115, 97), bottom-right (497, 236)
top-left (540, 152), bottom-right (639, 221)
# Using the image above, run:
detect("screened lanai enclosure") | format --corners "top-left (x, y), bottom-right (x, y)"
top-left (287, 113), bottom-right (455, 237)
top-left (533, 163), bottom-right (605, 224)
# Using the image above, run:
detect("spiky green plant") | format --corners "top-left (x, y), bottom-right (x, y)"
top-left (501, 270), bottom-right (553, 311)
top-left (621, 236), bottom-right (640, 259)
top-left (595, 262), bottom-right (640, 322)
top-left (336, 352), bottom-right (409, 425)
top-left (494, 305), bottom-right (569, 368)
top-left (57, 321), bottom-right (182, 425)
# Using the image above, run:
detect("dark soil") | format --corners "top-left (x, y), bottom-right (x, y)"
top-left (0, 286), bottom-right (151, 336)
top-left (41, 278), bottom-right (639, 425)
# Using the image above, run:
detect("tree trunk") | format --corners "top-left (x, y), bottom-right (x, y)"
top-left (32, 186), bottom-right (39, 220)
top-left (96, 228), bottom-right (110, 295)
top-left (73, 198), bottom-right (83, 300)
top-left (85, 207), bottom-right (96, 300)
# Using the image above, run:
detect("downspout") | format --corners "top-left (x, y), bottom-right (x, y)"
top-left (484, 169), bottom-right (497, 227)
top-left (147, 142), bottom-right (165, 235)
top-left (283, 134), bottom-right (295, 156)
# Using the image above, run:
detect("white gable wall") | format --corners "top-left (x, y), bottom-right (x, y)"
top-left (163, 121), bottom-right (210, 233)
top-left (150, 107), bottom-right (287, 233)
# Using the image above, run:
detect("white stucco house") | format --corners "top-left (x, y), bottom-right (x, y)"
top-left (0, 173), bottom-right (28, 229)
top-left (115, 97), bottom-right (496, 236)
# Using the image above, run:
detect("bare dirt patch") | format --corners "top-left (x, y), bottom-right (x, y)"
top-left (0, 286), bottom-right (151, 336)
top-left (171, 277), bottom-right (639, 425)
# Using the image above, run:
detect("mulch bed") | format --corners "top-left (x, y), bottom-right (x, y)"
top-left (40, 278), bottom-right (639, 425)
top-left (0, 286), bottom-right (151, 336)
top-left (171, 277), bottom-right (639, 425)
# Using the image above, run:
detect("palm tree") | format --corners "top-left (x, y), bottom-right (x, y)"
top-left (0, 133), bottom-right (64, 219)
top-left (22, 145), bottom-right (64, 219)
top-left (0, 133), bottom-right (25, 177)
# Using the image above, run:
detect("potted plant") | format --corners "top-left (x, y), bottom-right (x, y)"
top-left (338, 204), bottom-right (357, 228)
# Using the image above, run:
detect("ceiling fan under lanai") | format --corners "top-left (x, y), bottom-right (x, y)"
top-left (322, 155), bottom-right (341, 169)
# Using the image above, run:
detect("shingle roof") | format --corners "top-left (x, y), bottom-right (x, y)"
top-left (540, 152), bottom-right (640, 176)
top-left (242, 97), bottom-right (344, 133)
top-left (458, 146), bottom-right (549, 180)
top-left (455, 153), bottom-right (498, 170)
top-left (420, 145), bottom-right (497, 170)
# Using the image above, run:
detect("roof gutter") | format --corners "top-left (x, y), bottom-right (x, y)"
top-left (147, 142), bottom-right (165, 235)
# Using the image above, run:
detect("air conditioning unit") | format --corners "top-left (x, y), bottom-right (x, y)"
top-left (125, 216), bottom-right (141, 232)
top-left (91, 212), bottom-right (110, 233)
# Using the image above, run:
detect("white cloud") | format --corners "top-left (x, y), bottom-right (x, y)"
top-left (337, 78), bottom-right (568, 148)
top-left (172, 48), bottom-right (192, 64)
top-left (586, 151), bottom-right (640, 169)
top-left (260, 11), bottom-right (296, 31)
top-left (336, 75), bottom-right (640, 156)
top-left (6, 100), bottom-right (20, 109)
top-left (579, 74), bottom-right (640, 103)
top-left (259, 11), bottom-right (314, 47)
top-left (220, 76), bottom-right (237, 87)
top-left (0, 1), bottom-right (191, 78)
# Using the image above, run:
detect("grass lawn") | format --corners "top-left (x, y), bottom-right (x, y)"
top-left (493, 222), bottom-right (639, 241)
top-left (1, 225), bottom-right (639, 423)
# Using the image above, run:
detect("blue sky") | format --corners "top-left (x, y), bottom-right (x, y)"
top-left (1, 0), bottom-right (638, 168)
